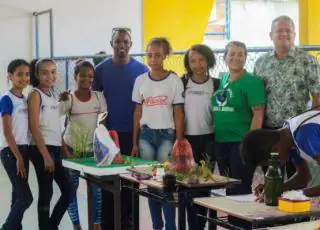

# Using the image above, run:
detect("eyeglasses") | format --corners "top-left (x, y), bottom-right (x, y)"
top-left (111, 27), bottom-right (131, 40)
top-left (112, 27), bottom-right (131, 35)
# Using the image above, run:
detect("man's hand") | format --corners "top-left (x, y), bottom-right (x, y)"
top-left (254, 183), bottom-right (264, 196)
top-left (253, 183), bottom-right (264, 203)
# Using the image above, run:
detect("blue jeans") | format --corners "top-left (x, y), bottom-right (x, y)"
top-left (215, 142), bottom-right (255, 195)
top-left (67, 169), bottom-right (102, 225)
top-left (139, 125), bottom-right (176, 230)
top-left (29, 145), bottom-right (75, 230)
top-left (0, 146), bottom-right (33, 230)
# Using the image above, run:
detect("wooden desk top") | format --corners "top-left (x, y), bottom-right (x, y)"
top-left (121, 171), bottom-right (240, 190)
top-left (194, 196), bottom-right (320, 222)
top-left (256, 220), bottom-right (320, 229)
top-left (126, 167), bottom-right (240, 188)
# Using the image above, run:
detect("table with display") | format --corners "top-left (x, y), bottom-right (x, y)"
top-left (62, 156), bottom-right (156, 230)
top-left (193, 196), bottom-right (320, 230)
top-left (120, 167), bottom-right (240, 230)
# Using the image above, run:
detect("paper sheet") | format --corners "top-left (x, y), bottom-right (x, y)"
top-left (226, 194), bottom-right (256, 203)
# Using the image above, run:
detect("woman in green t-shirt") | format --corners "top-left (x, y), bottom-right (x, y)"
top-left (212, 41), bottom-right (266, 195)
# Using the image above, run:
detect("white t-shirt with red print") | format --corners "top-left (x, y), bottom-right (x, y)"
top-left (132, 72), bottom-right (184, 129)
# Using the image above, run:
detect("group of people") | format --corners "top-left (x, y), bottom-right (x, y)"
top-left (1, 14), bottom-right (320, 230)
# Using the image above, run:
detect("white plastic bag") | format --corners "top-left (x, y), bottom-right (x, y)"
top-left (93, 124), bottom-right (120, 166)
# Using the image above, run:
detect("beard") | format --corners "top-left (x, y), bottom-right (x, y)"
top-left (117, 50), bottom-right (127, 59)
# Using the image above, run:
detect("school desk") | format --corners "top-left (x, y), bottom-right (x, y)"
top-left (193, 196), bottom-right (320, 230)
top-left (62, 156), bottom-right (156, 230)
top-left (120, 167), bottom-right (240, 230)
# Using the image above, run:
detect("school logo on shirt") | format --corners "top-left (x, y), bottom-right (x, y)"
top-left (213, 88), bottom-right (234, 112)
top-left (18, 108), bottom-right (28, 114)
top-left (41, 105), bottom-right (58, 111)
top-left (143, 96), bottom-right (168, 106)
top-left (12, 103), bottom-right (27, 114)
top-left (215, 89), bottom-right (231, 107)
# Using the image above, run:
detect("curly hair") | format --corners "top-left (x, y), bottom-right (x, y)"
top-left (183, 44), bottom-right (216, 77)
top-left (146, 37), bottom-right (172, 56)
top-left (240, 129), bottom-right (280, 166)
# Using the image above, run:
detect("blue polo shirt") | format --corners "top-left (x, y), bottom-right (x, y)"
top-left (93, 58), bottom-right (148, 132)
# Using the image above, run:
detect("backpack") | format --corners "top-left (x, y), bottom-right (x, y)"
top-left (64, 91), bottom-right (101, 127)
top-left (181, 74), bottom-right (220, 92)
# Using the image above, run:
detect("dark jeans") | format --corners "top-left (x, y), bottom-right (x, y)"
top-left (185, 134), bottom-right (215, 164)
top-left (0, 146), bottom-right (33, 230)
top-left (215, 142), bottom-right (255, 195)
top-left (101, 132), bottom-right (133, 230)
top-left (185, 190), bottom-right (210, 230)
top-left (29, 145), bottom-right (74, 230)
top-left (185, 134), bottom-right (215, 230)
top-left (215, 142), bottom-right (256, 229)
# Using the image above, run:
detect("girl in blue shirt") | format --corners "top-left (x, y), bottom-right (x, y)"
top-left (0, 59), bottom-right (33, 230)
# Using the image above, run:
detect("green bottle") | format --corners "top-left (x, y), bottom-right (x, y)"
top-left (264, 153), bottom-right (284, 206)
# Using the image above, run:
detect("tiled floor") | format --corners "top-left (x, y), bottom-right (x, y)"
top-left (0, 162), bottom-right (265, 230)
top-left (0, 163), bottom-right (157, 230)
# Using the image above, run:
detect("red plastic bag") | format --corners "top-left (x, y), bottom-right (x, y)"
top-left (109, 130), bottom-right (124, 163)
top-left (170, 138), bottom-right (195, 173)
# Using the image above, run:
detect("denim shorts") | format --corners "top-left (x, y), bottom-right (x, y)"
top-left (139, 125), bottom-right (175, 162)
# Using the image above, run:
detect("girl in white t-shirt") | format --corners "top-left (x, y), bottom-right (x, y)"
top-left (60, 60), bottom-right (107, 230)
top-left (28, 58), bottom-right (74, 230)
top-left (132, 37), bottom-right (184, 230)
top-left (0, 59), bottom-right (32, 230)
top-left (182, 44), bottom-right (217, 230)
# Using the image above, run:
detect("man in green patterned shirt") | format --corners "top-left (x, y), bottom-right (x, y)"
top-left (254, 15), bottom-right (320, 177)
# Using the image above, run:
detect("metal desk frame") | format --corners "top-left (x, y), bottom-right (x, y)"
top-left (81, 173), bottom-right (122, 230)
top-left (121, 174), bottom-right (239, 230)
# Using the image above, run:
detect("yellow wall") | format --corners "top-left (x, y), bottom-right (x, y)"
top-left (143, 0), bottom-right (214, 75)
top-left (299, 0), bottom-right (320, 45)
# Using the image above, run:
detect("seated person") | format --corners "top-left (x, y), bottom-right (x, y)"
top-left (239, 110), bottom-right (320, 198)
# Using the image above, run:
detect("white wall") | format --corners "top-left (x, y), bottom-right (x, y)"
top-left (0, 0), bottom-right (143, 93)
top-left (204, 0), bottom-right (299, 48)
top-left (230, 1), bottom-right (299, 46)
